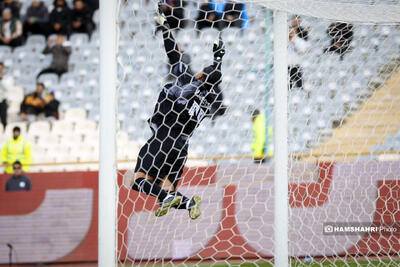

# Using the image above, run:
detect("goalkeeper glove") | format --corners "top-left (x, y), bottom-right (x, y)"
top-left (154, 1), bottom-right (169, 29)
top-left (213, 38), bottom-right (225, 62)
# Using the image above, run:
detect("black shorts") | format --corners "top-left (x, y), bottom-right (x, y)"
top-left (134, 130), bottom-right (189, 188)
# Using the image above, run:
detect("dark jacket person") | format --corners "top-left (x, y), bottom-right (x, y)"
top-left (5, 161), bottom-right (32, 191)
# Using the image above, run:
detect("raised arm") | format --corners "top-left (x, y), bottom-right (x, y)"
top-left (213, 37), bottom-right (225, 69)
top-left (154, 2), bottom-right (181, 65)
top-left (162, 28), bottom-right (181, 66)
top-left (202, 37), bottom-right (225, 88)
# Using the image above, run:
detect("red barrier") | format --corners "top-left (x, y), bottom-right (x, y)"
top-left (348, 180), bottom-right (400, 256)
top-left (1, 162), bottom-right (400, 264)
top-left (0, 172), bottom-right (98, 263)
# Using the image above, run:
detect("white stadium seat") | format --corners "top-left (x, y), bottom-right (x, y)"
top-left (51, 120), bottom-right (74, 135)
top-left (64, 108), bottom-right (87, 121)
top-left (28, 121), bottom-right (51, 137)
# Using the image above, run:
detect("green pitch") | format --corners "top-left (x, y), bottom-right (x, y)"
top-left (139, 259), bottom-right (400, 267)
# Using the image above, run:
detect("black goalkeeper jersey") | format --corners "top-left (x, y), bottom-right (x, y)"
top-left (148, 78), bottom-right (217, 138)
top-left (148, 28), bottom-right (222, 140)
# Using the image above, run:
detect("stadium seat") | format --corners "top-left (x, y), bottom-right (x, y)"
top-left (74, 119), bottom-right (97, 134)
top-left (7, 85), bottom-right (24, 103)
top-left (71, 146), bottom-right (96, 162)
top-left (60, 133), bottom-right (83, 146)
top-left (36, 134), bottom-right (59, 146)
top-left (28, 121), bottom-right (51, 138)
top-left (32, 152), bottom-right (55, 165)
top-left (75, 66), bottom-right (89, 78)
top-left (117, 131), bottom-right (130, 146)
top-left (38, 73), bottom-right (59, 88)
top-left (64, 108), bottom-right (87, 121)
top-left (201, 29), bottom-right (219, 43)
top-left (93, 9), bottom-right (100, 25)
top-left (83, 131), bottom-right (99, 147)
top-left (0, 133), bottom-right (6, 146)
top-left (54, 153), bottom-right (78, 163)
top-left (60, 73), bottom-right (79, 88)
top-left (70, 33), bottom-right (89, 47)
top-left (2, 2), bottom-right (399, 161)
top-left (0, 46), bottom-right (11, 58)
top-left (51, 120), bottom-right (74, 135)
top-left (32, 144), bottom-right (47, 156)
top-left (87, 75), bottom-right (98, 88)
top-left (26, 35), bottom-right (46, 46)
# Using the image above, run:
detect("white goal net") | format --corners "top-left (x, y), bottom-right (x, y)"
top-left (112, 0), bottom-right (400, 265)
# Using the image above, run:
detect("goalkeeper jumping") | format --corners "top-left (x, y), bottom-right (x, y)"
top-left (126, 3), bottom-right (225, 220)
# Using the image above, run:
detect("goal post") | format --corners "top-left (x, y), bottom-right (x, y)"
top-left (99, 0), bottom-right (118, 266)
top-left (99, 0), bottom-right (400, 266)
top-left (254, 0), bottom-right (400, 23)
top-left (273, 10), bottom-right (289, 267)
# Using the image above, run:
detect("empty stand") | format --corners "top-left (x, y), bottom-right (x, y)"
top-left (1, 0), bottom-right (400, 171)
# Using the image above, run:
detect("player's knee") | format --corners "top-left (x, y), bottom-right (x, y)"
top-left (123, 171), bottom-right (153, 189)
top-left (161, 184), bottom-right (175, 191)
top-left (160, 179), bottom-right (175, 191)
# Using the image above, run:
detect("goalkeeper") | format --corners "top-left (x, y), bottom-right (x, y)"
top-left (126, 4), bottom-right (225, 220)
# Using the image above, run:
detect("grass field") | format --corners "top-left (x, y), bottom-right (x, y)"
top-left (15, 260), bottom-right (400, 267)
top-left (150, 259), bottom-right (400, 267)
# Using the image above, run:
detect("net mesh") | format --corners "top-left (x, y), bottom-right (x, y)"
top-left (115, 0), bottom-right (400, 265)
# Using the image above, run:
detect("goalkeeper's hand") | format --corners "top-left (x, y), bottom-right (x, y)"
top-left (213, 38), bottom-right (225, 61)
top-left (154, 1), bottom-right (169, 28)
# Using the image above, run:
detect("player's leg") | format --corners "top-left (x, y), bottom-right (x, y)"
top-left (130, 172), bottom-right (182, 217)
top-left (131, 172), bottom-right (169, 203)
top-left (126, 137), bottom-right (182, 216)
top-left (160, 176), bottom-right (202, 220)
top-left (161, 147), bottom-right (202, 220)
top-left (131, 172), bottom-right (182, 217)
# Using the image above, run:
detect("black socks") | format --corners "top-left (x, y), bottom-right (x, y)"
top-left (132, 178), bottom-right (168, 202)
top-left (132, 178), bottom-right (191, 209)
top-left (171, 191), bottom-right (190, 210)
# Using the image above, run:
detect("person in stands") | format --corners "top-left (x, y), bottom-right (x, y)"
top-left (5, 160), bottom-right (32, 191)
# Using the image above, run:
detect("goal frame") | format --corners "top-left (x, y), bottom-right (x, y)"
top-left (99, 0), bottom-right (118, 266)
top-left (98, 0), bottom-right (400, 265)
top-left (98, 1), bottom-right (289, 266)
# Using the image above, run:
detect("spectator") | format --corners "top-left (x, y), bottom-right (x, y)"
top-left (48, 0), bottom-right (71, 36)
top-left (251, 109), bottom-right (273, 163)
top-left (196, 0), bottom-right (227, 31)
top-left (84, 0), bottom-right (98, 10)
top-left (71, 0), bottom-right (95, 37)
top-left (156, 0), bottom-right (186, 33)
top-left (324, 22), bottom-right (354, 60)
top-left (0, 62), bottom-right (7, 128)
top-left (288, 26), bottom-right (309, 90)
top-left (23, 1), bottom-right (49, 37)
top-left (291, 15), bottom-right (308, 41)
top-left (5, 160), bottom-right (31, 191)
top-left (1, 127), bottom-right (32, 174)
top-left (221, 1), bottom-right (249, 30)
top-left (44, 91), bottom-right (59, 120)
top-left (0, 0), bottom-right (20, 18)
top-left (37, 34), bottom-right (71, 79)
top-left (251, 109), bottom-right (266, 163)
top-left (0, 8), bottom-right (23, 48)
top-left (20, 82), bottom-right (46, 121)
top-left (195, 0), bottom-right (219, 31)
